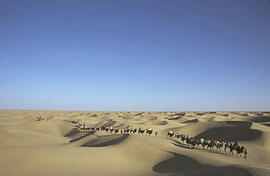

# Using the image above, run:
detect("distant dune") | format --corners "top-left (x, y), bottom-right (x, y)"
top-left (0, 110), bottom-right (270, 176)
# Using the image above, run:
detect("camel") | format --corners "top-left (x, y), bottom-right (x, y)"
top-left (236, 145), bottom-right (245, 157)
top-left (180, 135), bottom-right (186, 143)
top-left (229, 142), bottom-right (235, 154)
top-left (224, 142), bottom-right (230, 152)
top-left (199, 138), bottom-right (205, 147)
top-left (124, 128), bottom-right (130, 133)
top-left (130, 128), bottom-right (137, 133)
top-left (109, 126), bottom-right (114, 132)
top-left (214, 141), bottom-right (223, 151)
top-left (114, 128), bottom-right (119, 133)
top-left (89, 126), bottom-right (95, 131)
top-left (146, 128), bottom-right (153, 135)
top-left (206, 140), bottom-right (215, 150)
top-left (175, 133), bottom-right (181, 138)
top-left (138, 128), bottom-right (145, 134)
top-left (167, 131), bottom-right (174, 138)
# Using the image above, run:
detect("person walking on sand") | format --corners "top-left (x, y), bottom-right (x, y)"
top-left (155, 131), bottom-right (158, 137)
top-left (244, 148), bottom-right (248, 160)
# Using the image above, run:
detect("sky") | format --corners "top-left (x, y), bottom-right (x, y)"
top-left (0, 0), bottom-right (270, 111)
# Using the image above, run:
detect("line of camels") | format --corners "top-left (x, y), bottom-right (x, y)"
top-left (64, 119), bottom-right (248, 159)
top-left (167, 130), bottom-right (248, 159)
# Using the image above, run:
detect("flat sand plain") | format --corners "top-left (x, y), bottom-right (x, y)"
top-left (0, 110), bottom-right (270, 176)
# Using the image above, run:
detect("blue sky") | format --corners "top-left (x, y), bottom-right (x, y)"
top-left (0, 0), bottom-right (270, 111)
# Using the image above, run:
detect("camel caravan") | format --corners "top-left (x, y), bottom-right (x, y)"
top-left (167, 130), bottom-right (248, 159)
top-left (63, 119), bottom-right (247, 159)
top-left (64, 119), bottom-right (158, 136)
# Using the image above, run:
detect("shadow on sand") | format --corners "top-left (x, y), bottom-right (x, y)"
top-left (81, 134), bottom-right (129, 147)
top-left (195, 121), bottom-right (262, 142)
top-left (262, 123), bottom-right (270, 127)
top-left (183, 119), bottom-right (199, 123)
top-left (152, 152), bottom-right (252, 176)
top-left (64, 128), bottom-right (96, 143)
top-left (64, 128), bottom-right (82, 138)
top-left (252, 116), bottom-right (270, 123)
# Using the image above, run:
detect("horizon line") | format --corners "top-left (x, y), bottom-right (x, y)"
top-left (0, 108), bottom-right (269, 113)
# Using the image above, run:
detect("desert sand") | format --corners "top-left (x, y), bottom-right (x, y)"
top-left (0, 110), bottom-right (270, 176)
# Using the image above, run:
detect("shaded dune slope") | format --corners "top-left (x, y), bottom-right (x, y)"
top-left (80, 134), bottom-right (129, 147)
top-left (153, 152), bottom-right (252, 176)
top-left (195, 121), bottom-right (262, 142)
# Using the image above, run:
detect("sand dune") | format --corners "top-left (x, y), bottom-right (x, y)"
top-left (0, 110), bottom-right (270, 176)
